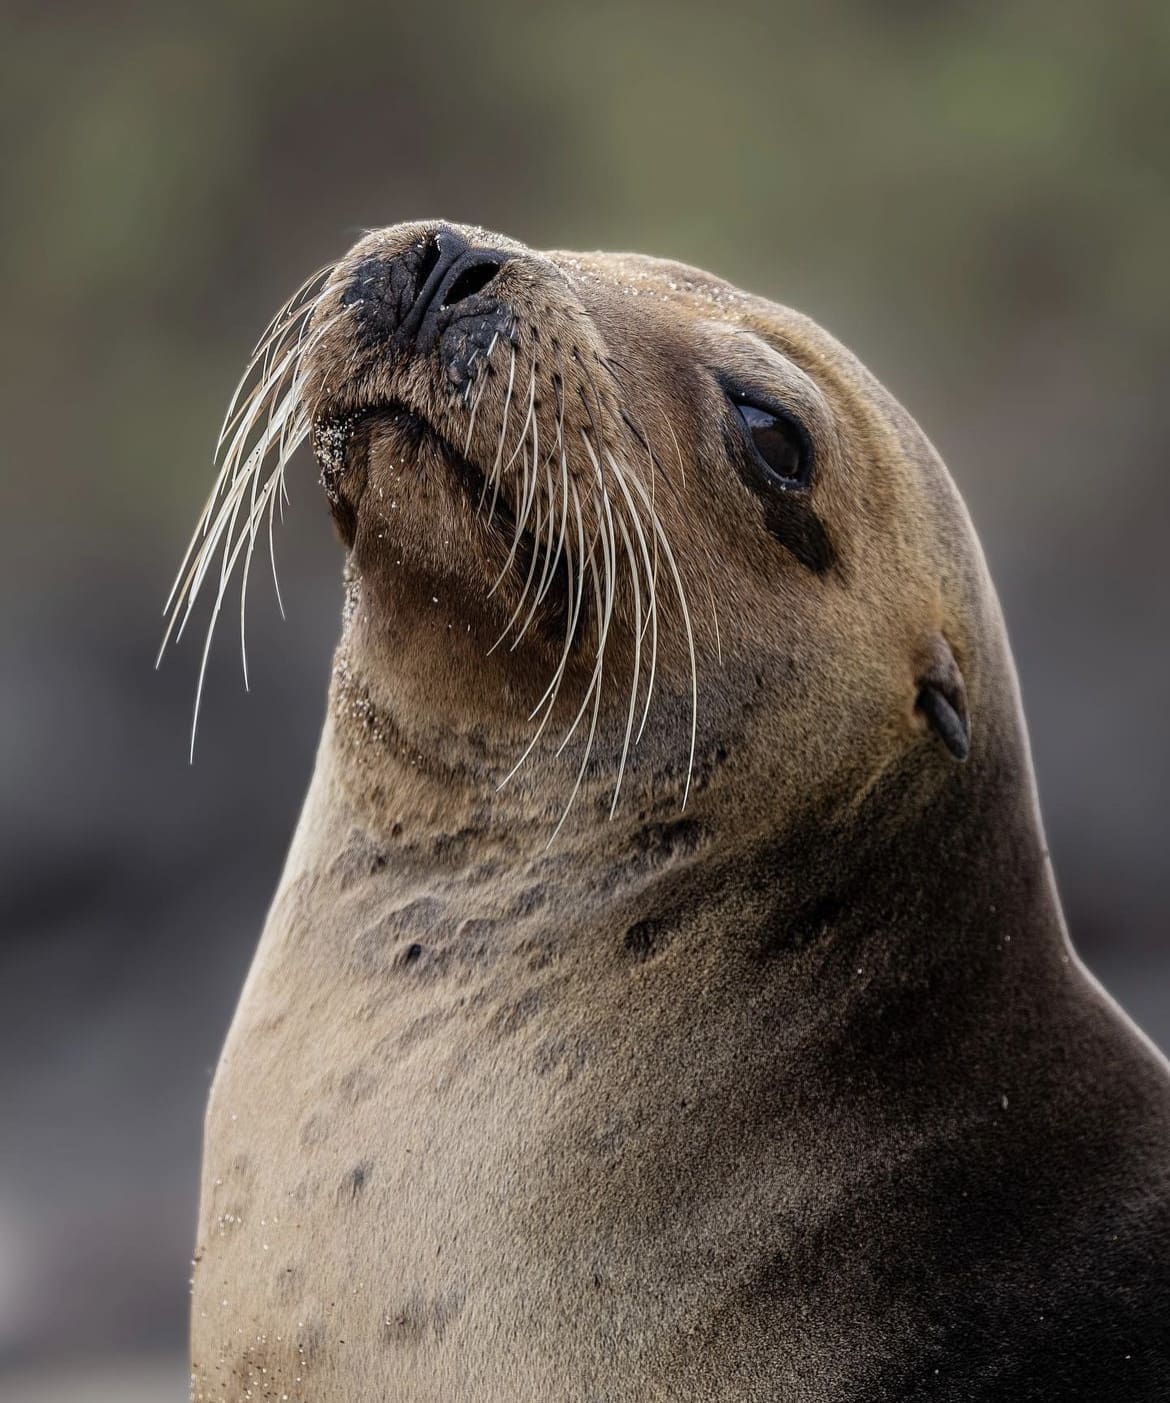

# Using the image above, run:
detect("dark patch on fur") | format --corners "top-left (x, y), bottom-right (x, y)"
top-left (758, 890), bottom-right (845, 960)
top-left (275, 1262), bottom-right (300, 1303)
top-left (339, 1161), bottom-right (372, 1201)
top-left (759, 491), bottom-right (835, 573)
top-left (299, 1112), bottom-right (331, 1149)
top-left (295, 1318), bottom-right (328, 1370)
top-left (350, 897), bottom-right (451, 977)
top-left (397, 939), bottom-right (454, 981)
top-left (393, 896), bottom-right (446, 932)
top-left (623, 917), bottom-right (672, 962)
top-left (509, 884), bottom-right (550, 917)
top-left (514, 930), bottom-right (560, 970)
top-left (379, 1007), bottom-right (456, 1057)
top-left (625, 818), bottom-right (708, 876)
top-left (382, 1287), bottom-right (465, 1347)
top-left (493, 987), bottom-right (544, 1036)
top-left (455, 917), bottom-right (499, 968)
top-left (431, 826), bottom-right (485, 861)
top-left (337, 1066), bottom-right (378, 1105)
top-left (689, 740), bottom-right (731, 793)
top-left (225, 1152), bottom-right (251, 1181)
top-left (329, 827), bottom-right (390, 888)
top-left (202, 1318), bottom-right (327, 1400)
top-left (456, 916), bottom-right (497, 942)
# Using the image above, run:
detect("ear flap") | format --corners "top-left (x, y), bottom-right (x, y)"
top-left (916, 639), bottom-right (970, 761)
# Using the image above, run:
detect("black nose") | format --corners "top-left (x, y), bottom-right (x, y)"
top-left (344, 226), bottom-right (507, 350)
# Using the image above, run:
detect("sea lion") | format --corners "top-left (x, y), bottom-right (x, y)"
top-left (175, 222), bottom-right (1170, 1401)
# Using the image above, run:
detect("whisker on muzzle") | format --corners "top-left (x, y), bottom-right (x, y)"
top-left (160, 257), bottom-right (699, 830)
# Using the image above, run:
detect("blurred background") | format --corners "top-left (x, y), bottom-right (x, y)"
top-left (1, 1), bottom-right (1167, 1396)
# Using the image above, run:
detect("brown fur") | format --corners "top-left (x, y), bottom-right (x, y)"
top-left (189, 223), bottom-right (1170, 1401)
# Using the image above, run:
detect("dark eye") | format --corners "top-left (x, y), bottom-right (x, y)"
top-left (733, 398), bottom-right (811, 489)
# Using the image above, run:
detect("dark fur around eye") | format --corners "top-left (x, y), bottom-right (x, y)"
top-left (718, 379), bottom-right (834, 574)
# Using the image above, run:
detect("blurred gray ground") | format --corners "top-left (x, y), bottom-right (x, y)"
top-left (1, 1), bottom-right (1167, 1394)
top-left (2, 1360), bottom-right (184, 1403)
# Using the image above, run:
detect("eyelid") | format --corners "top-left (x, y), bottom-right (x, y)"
top-left (718, 374), bottom-right (808, 436)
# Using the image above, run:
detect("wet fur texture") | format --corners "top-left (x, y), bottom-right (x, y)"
top-left (188, 223), bottom-right (1170, 1401)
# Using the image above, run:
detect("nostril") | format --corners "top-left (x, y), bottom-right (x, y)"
top-left (441, 255), bottom-right (504, 309)
top-left (413, 232), bottom-right (444, 291)
top-left (358, 229), bottom-right (508, 348)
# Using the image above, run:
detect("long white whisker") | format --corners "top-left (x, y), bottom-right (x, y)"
top-left (605, 449), bottom-right (658, 746)
top-left (266, 466), bottom-right (286, 621)
top-left (212, 270), bottom-right (324, 463)
top-left (187, 470), bottom-right (286, 760)
top-left (498, 477), bottom-right (588, 790)
top-left (634, 428), bottom-right (661, 741)
top-left (500, 452), bottom-right (552, 654)
top-left (528, 475), bottom-right (591, 721)
top-left (461, 330), bottom-right (499, 459)
top-left (240, 403), bottom-right (310, 685)
top-left (625, 468), bottom-right (698, 807)
top-left (557, 434), bottom-right (616, 753)
top-left (163, 336), bottom-right (306, 619)
top-left (173, 388), bottom-right (300, 638)
top-left (548, 508), bottom-right (611, 845)
top-left (480, 346), bottom-right (517, 520)
top-left (526, 378), bottom-right (569, 617)
top-left (512, 427), bottom-right (566, 643)
top-left (214, 295), bottom-right (316, 463)
top-left (608, 498), bottom-right (643, 818)
top-left (487, 364), bottom-right (538, 601)
top-left (163, 306), bottom-right (343, 643)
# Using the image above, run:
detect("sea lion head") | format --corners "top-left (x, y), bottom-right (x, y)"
top-left (169, 221), bottom-right (1014, 844)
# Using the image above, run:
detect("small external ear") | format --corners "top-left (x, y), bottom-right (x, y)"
top-left (915, 638), bottom-right (970, 761)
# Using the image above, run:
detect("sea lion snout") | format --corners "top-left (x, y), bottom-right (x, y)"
top-left (343, 223), bottom-right (511, 360)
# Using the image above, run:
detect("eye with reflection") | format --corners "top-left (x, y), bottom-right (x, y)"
top-left (730, 394), bottom-right (812, 490)
top-left (721, 380), bottom-right (832, 572)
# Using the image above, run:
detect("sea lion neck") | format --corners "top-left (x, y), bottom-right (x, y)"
top-left (743, 738), bottom-right (1067, 979)
top-left (302, 665), bottom-right (1066, 1008)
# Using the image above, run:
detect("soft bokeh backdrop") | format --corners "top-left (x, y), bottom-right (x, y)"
top-left (2, 1), bottom-right (1167, 1395)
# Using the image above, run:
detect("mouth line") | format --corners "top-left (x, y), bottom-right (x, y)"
top-left (315, 396), bottom-right (508, 523)
top-left (313, 398), bottom-right (578, 641)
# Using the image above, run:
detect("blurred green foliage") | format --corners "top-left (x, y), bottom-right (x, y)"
top-left (2, 0), bottom-right (1167, 547)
